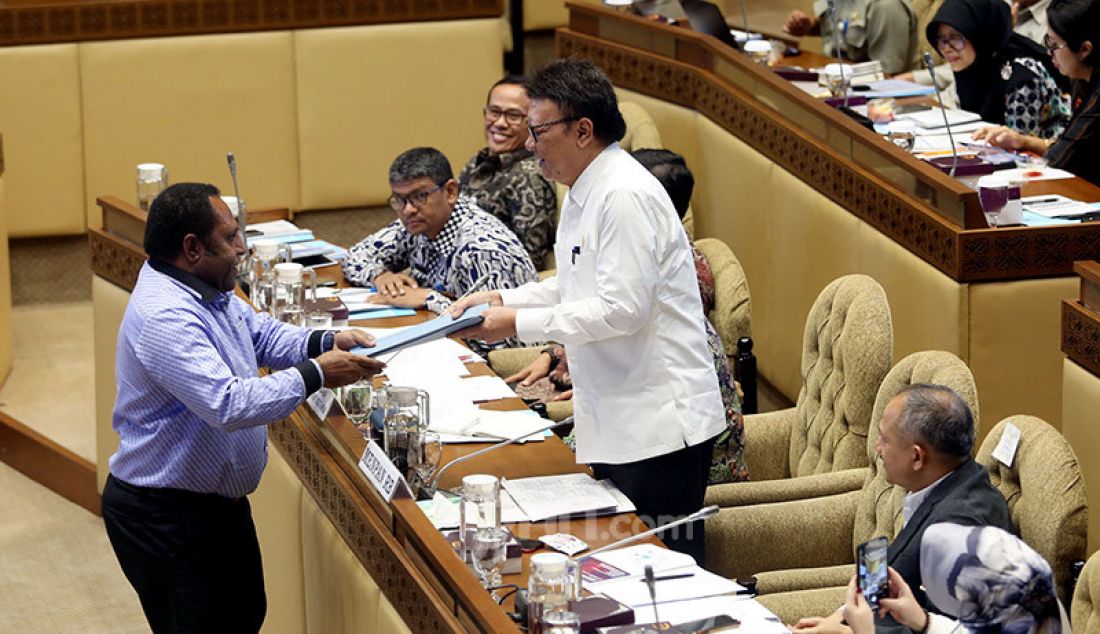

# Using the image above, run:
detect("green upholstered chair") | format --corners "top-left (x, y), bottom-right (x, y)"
top-left (705, 350), bottom-right (979, 623)
top-left (977, 416), bottom-right (1088, 602)
top-left (703, 274), bottom-right (893, 513)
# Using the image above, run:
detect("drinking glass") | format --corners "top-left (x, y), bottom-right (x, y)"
top-left (979, 184), bottom-right (1010, 228)
top-left (543, 610), bottom-right (581, 634)
top-left (409, 431), bottom-right (443, 498)
top-left (339, 380), bottom-right (373, 437)
top-left (470, 526), bottom-right (509, 595)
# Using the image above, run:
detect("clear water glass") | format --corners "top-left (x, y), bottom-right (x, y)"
top-left (543, 610), bottom-right (581, 634)
top-left (410, 431), bottom-right (442, 498)
top-left (339, 381), bottom-right (373, 437)
top-left (470, 526), bottom-right (509, 593)
top-left (979, 184), bottom-right (1010, 228)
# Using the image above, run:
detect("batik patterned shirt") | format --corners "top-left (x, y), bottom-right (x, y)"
top-left (343, 196), bottom-right (538, 319)
top-left (458, 148), bottom-right (557, 271)
top-left (1002, 57), bottom-right (1072, 140)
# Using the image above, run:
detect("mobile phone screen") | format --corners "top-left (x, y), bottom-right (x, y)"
top-left (857, 536), bottom-right (889, 607)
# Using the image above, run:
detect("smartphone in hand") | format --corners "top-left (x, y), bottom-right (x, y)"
top-left (856, 536), bottom-right (889, 608)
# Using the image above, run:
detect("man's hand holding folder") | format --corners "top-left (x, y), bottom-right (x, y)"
top-left (448, 290), bottom-right (517, 344)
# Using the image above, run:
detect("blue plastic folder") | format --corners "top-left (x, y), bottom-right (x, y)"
top-left (348, 307), bottom-right (416, 320)
top-left (350, 303), bottom-right (489, 357)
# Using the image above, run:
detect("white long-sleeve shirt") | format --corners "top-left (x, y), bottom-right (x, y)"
top-left (499, 144), bottom-right (725, 465)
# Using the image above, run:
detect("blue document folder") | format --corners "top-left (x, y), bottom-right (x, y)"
top-left (350, 303), bottom-right (489, 357)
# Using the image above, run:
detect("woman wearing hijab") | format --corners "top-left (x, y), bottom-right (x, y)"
top-left (927, 0), bottom-right (1070, 140)
top-left (973, 0), bottom-right (1100, 186)
top-left (844, 522), bottom-right (1070, 634)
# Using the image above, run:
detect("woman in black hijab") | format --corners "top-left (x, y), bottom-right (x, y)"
top-left (927, 0), bottom-right (1070, 139)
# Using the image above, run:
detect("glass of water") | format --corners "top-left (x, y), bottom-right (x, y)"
top-left (543, 610), bottom-right (581, 634)
top-left (470, 526), bottom-right (509, 595)
top-left (409, 431), bottom-right (442, 498)
top-left (338, 380), bottom-right (373, 438)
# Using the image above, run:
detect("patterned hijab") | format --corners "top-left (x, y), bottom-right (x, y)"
top-left (920, 523), bottom-right (1067, 634)
top-left (925, 0), bottom-right (1054, 123)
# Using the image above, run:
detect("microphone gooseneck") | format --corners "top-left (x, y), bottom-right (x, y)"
top-left (923, 52), bottom-right (959, 178)
top-left (578, 505), bottom-right (721, 560)
top-left (427, 418), bottom-right (574, 494)
top-left (828, 0), bottom-right (849, 108)
top-left (645, 564), bottom-right (660, 624)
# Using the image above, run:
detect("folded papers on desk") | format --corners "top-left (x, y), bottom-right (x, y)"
top-left (503, 473), bottom-right (634, 522)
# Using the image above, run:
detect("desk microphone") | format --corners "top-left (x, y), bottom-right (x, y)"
top-left (924, 52), bottom-right (959, 177)
top-left (827, 0), bottom-right (849, 108)
top-left (644, 564), bottom-right (660, 624)
top-left (426, 417), bottom-right (573, 495)
top-left (737, 0), bottom-right (750, 37)
top-left (227, 152), bottom-right (246, 232)
top-left (578, 505), bottom-right (721, 561)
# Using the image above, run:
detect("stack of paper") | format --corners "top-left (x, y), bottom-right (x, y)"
top-left (246, 220), bottom-right (315, 246)
top-left (503, 473), bottom-right (624, 522)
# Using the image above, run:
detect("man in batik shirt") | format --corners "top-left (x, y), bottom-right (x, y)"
top-left (458, 76), bottom-right (557, 271)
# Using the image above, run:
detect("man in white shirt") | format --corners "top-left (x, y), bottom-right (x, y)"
top-left (793, 384), bottom-right (1012, 634)
top-left (450, 58), bottom-right (725, 562)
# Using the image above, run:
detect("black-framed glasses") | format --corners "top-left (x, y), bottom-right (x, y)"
top-left (1043, 34), bottom-right (1068, 54)
top-left (935, 34), bottom-right (967, 52)
top-left (528, 117), bottom-right (579, 143)
top-left (388, 183), bottom-right (442, 212)
top-left (483, 106), bottom-right (526, 125)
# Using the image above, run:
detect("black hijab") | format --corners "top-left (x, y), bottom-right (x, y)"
top-left (926, 0), bottom-right (1057, 124)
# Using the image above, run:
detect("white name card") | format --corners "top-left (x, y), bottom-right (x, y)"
top-left (307, 388), bottom-right (335, 420)
top-left (358, 441), bottom-right (412, 502)
top-left (991, 421), bottom-right (1022, 468)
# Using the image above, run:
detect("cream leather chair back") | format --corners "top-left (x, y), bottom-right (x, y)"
top-left (978, 416), bottom-right (1088, 602)
top-left (1073, 550), bottom-right (1100, 634)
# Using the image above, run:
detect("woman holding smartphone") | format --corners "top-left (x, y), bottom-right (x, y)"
top-left (973, 0), bottom-right (1100, 186)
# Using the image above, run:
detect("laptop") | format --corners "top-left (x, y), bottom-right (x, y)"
top-left (680, 0), bottom-right (740, 48)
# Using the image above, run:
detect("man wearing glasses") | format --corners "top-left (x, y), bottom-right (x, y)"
top-left (458, 76), bottom-right (557, 271)
top-left (342, 147), bottom-right (537, 331)
top-left (450, 59), bottom-right (725, 562)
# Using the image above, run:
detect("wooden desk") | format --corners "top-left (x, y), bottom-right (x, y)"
top-left (89, 195), bottom-right (676, 632)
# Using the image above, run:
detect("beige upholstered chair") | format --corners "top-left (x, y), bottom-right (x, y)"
top-left (489, 237), bottom-right (751, 423)
top-left (1073, 550), bottom-right (1100, 634)
top-left (740, 412), bottom-right (1084, 624)
top-left (704, 274), bottom-right (893, 511)
top-left (706, 350), bottom-right (978, 623)
top-left (977, 416), bottom-right (1088, 602)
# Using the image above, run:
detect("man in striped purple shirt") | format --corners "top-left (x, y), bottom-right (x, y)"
top-left (102, 183), bottom-right (385, 633)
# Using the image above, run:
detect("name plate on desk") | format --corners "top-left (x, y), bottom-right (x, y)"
top-left (358, 441), bottom-right (412, 502)
top-left (307, 388), bottom-right (335, 420)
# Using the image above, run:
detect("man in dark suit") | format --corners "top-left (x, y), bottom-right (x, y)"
top-left (793, 384), bottom-right (1013, 633)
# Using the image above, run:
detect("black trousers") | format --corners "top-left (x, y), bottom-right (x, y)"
top-left (101, 475), bottom-right (266, 634)
top-left (591, 435), bottom-right (717, 564)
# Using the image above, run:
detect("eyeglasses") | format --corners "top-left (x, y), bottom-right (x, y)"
top-left (1043, 35), bottom-right (1068, 54)
top-left (483, 106), bottom-right (526, 125)
top-left (527, 117), bottom-right (579, 143)
top-left (388, 184), bottom-right (442, 212)
top-left (935, 34), bottom-right (967, 52)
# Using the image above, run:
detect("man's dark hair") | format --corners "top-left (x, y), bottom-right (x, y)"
top-left (388, 147), bottom-right (454, 185)
top-left (486, 74), bottom-right (528, 103)
top-left (1048, 0), bottom-right (1100, 69)
top-left (525, 58), bottom-right (627, 145)
top-left (895, 384), bottom-right (975, 458)
top-left (143, 182), bottom-right (221, 261)
top-left (632, 148), bottom-right (694, 219)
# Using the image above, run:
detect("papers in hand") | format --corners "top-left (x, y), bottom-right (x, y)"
top-left (350, 303), bottom-right (489, 357)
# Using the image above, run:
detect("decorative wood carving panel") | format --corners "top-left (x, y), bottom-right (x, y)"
top-left (269, 417), bottom-right (460, 634)
top-left (89, 228), bottom-right (144, 292)
top-left (0, 0), bottom-right (501, 46)
top-left (560, 30), bottom-right (960, 277)
top-left (1063, 300), bottom-right (1100, 378)
top-left (560, 28), bottom-right (1100, 281)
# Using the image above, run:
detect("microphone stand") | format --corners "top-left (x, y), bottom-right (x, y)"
top-left (227, 152), bottom-right (251, 286)
top-left (426, 418), bottom-right (573, 496)
top-left (924, 52), bottom-right (959, 178)
top-left (828, 0), bottom-right (850, 109)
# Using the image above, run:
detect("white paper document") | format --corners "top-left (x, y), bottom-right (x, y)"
top-left (897, 107), bottom-right (981, 129)
top-left (456, 375), bottom-right (516, 402)
top-left (635, 595), bottom-right (789, 633)
top-left (596, 566), bottom-right (745, 608)
top-left (1021, 194), bottom-right (1097, 217)
top-left (503, 473), bottom-right (622, 522)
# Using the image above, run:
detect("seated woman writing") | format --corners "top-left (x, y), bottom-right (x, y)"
top-left (928, 0), bottom-right (1070, 141)
top-left (973, 0), bottom-right (1100, 186)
